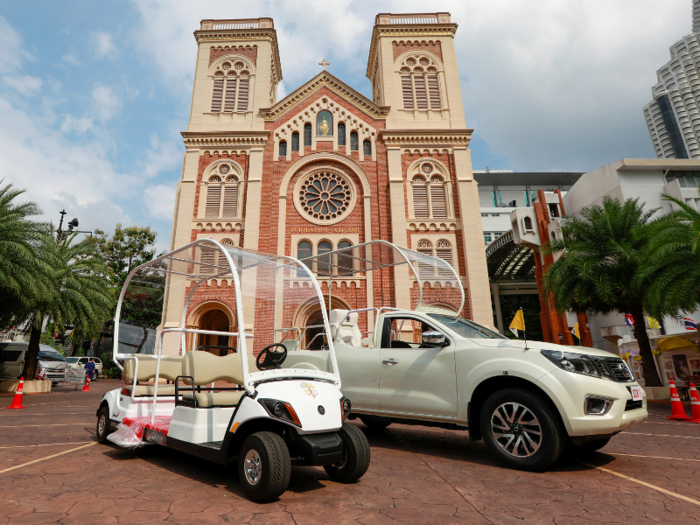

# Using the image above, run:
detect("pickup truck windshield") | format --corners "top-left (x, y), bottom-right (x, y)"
top-left (428, 314), bottom-right (506, 339)
top-left (38, 350), bottom-right (66, 362)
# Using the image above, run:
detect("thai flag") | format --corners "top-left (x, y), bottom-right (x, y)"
top-left (684, 318), bottom-right (697, 331)
top-left (624, 314), bottom-right (634, 326)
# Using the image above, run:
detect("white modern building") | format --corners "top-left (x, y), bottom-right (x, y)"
top-left (643, 0), bottom-right (700, 159)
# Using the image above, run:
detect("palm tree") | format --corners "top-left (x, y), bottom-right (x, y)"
top-left (542, 196), bottom-right (663, 387)
top-left (638, 194), bottom-right (700, 320)
top-left (21, 228), bottom-right (115, 378)
top-left (0, 183), bottom-right (51, 326)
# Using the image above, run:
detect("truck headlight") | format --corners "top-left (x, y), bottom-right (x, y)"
top-left (541, 350), bottom-right (603, 378)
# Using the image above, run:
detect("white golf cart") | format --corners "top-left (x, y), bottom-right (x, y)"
top-left (95, 240), bottom-right (370, 501)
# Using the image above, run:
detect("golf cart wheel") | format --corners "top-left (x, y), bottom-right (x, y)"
top-left (567, 436), bottom-right (611, 455)
top-left (360, 416), bottom-right (391, 430)
top-left (324, 423), bottom-right (371, 483)
top-left (480, 388), bottom-right (564, 471)
top-left (96, 406), bottom-right (112, 444)
top-left (238, 432), bottom-right (291, 502)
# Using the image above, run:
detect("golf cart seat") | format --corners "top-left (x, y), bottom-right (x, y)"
top-left (123, 356), bottom-right (182, 397)
top-left (330, 309), bottom-right (361, 347)
top-left (180, 351), bottom-right (256, 408)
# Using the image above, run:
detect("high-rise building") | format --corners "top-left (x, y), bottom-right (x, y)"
top-left (643, 0), bottom-right (700, 159)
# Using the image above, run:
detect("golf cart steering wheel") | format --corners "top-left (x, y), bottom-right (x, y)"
top-left (256, 343), bottom-right (288, 371)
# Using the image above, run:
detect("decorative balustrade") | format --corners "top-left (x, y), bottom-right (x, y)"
top-left (199, 18), bottom-right (273, 31)
top-left (391, 16), bottom-right (438, 24)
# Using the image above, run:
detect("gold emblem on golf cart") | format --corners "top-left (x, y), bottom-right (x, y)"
top-left (301, 382), bottom-right (318, 398)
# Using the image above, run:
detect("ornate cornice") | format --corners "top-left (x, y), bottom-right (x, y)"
top-left (366, 23), bottom-right (457, 80)
top-left (380, 129), bottom-right (473, 147)
top-left (194, 27), bottom-right (282, 84)
top-left (181, 131), bottom-right (270, 148)
top-left (259, 71), bottom-right (390, 121)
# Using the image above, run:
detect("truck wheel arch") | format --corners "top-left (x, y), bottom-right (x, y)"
top-left (468, 376), bottom-right (566, 442)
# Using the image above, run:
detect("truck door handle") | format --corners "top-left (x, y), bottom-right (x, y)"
top-left (382, 358), bottom-right (398, 365)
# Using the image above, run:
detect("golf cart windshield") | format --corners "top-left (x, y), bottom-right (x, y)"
top-left (114, 240), bottom-right (339, 393)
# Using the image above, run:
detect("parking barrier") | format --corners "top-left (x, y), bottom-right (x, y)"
top-left (690, 383), bottom-right (700, 423)
top-left (5, 377), bottom-right (26, 410)
top-left (667, 381), bottom-right (691, 421)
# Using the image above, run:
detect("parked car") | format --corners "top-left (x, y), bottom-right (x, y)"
top-left (66, 357), bottom-right (103, 378)
top-left (0, 343), bottom-right (68, 385)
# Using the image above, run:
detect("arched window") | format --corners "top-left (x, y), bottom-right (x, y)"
top-left (400, 56), bottom-right (441, 111)
top-left (317, 111), bottom-right (332, 136)
top-left (416, 239), bottom-right (434, 277)
top-left (199, 242), bottom-right (217, 275)
top-left (410, 163), bottom-right (448, 219)
top-left (338, 123), bottom-right (346, 146)
top-left (205, 164), bottom-right (241, 218)
top-left (210, 60), bottom-right (252, 113)
top-left (337, 241), bottom-right (353, 276)
top-left (279, 140), bottom-right (287, 158)
top-left (363, 140), bottom-right (371, 156)
top-left (291, 132), bottom-right (299, 152)
top-left (435, 239), bottom-right (453, 277)
top-left (350, 132), bottom-right (358, 151)
top-left (304, 123), bottom-right (312, 146)
top-left (297, 241), bottom-right (312, 277)
top-left (317, 241), bottom-right (333, 276)
top-left (523, 216), bottom-right (534, 232)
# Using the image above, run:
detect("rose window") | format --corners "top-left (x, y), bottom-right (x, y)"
top-left (219, 164), bottom-right (230, 175)
top-left (421, 163), bottom-right (433, 175)
top-left (299, 172), bottom-right (353, 222)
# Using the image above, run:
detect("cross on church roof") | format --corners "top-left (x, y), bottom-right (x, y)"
top-left (318, 58), bottom-right (330, 71)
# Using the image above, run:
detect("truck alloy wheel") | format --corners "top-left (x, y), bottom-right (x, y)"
top-left (238, 432), bottom-right (291, 502)
top-left (480, 388), bottom-right (564, 471)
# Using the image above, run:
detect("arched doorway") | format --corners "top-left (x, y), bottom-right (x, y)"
top-left (292, 295), bottom-right (351, 350)
top-left (191, 304), bottom-right (236, 356)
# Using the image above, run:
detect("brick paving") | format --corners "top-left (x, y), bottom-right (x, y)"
top-left (1, 380), bottom-right (699, 524)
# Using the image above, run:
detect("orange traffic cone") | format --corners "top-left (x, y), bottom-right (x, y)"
top-left (689, 383), bottom-right (700, 423)
top-left (82, 374), bottom-right (90, 392)
top-left (667, 381), bottom-right (691, 421)
top-left (5, 377), bottom-right (26, 409)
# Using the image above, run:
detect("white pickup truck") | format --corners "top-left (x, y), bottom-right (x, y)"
top-left (296, 241), bottom-right (648, 471)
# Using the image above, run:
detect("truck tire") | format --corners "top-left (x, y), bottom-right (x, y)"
top-left (480, 388), bottom-right (564, 471)
top-left (238, 432), bottom-right (291, 502)
top-left (360, 416), bottom-right (391, 430)
top-left (567, 436), bottom-right (611, 455)
top-left (324, 423), bottom-right (371, 483)
top-left (96, 406), bottom-right (112, 444)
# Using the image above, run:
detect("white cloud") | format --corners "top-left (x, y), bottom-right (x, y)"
top-left (0, 15), bottom-right (31, 74)
top-left (142, 184), bottom-right (176, 221)
top-left (92, 31), bottom-right (116, 58)
top-left (60, 114), bottom-right (93, 133)
top-left (91, 84), bottom-right (121, 121)
top-left (3, 74), bottom-right (42, 93)
top-left (141, 132), bottom-right (182, 178)
top-left (62, 54), bottom-right (79, 66)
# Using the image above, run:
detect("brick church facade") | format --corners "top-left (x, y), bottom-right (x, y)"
top-left (163, 13), bottom-right (492, 343)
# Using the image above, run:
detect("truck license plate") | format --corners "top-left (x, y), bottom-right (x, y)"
top-left (630, 386), bottom-right (643, 401)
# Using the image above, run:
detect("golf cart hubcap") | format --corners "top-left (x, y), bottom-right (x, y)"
top-left (244, 449), bottom-right (262, 485)
top-left (98, 415), bottom-right (106, 435)
top-left (491, 402), bottom-right (542, 458)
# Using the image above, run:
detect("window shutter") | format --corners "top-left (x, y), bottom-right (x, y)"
top-left (430, 182), bottom-right (447, 218)
top-left (222, 184), bottom-right (238, 217)
top-left (414, 75), bottom-right (427, 110)
top-left (205, 184), bottom-right (222, 218)
top-left (435, 241), bottom-right (453, 277)
top-left (416, 245), bottom-right (434, 278)
top-left (237, 78), bottom-right (249, 111)
top-left (428, 75), bottom-right (441, 109)
top-left (224, 77), bottom-right (237, 112)
top-left (402, 76), bottom-right (414, 109)
top-left (200, 245), bottom-right (216, 274)
top-left (412, 184), bottom-right (429, 218)
top-left (211, 77), bottom-right (224, 112)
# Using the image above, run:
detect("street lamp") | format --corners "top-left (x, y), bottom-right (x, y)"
top-left (558, 332), bottom-right (563, 345)
top-left (56, 210), bottom-right (92, 242)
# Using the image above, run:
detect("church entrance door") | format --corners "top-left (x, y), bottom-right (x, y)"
top-left (198, 308), bottom-right (234, 355)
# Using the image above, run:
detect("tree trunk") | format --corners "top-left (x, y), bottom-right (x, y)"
top-left (629, 304), bottom-right (662, 387)
top-left (22, 322), bottom-right (42, 380)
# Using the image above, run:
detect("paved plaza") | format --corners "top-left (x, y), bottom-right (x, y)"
top-left (1, 380), bottom-right (699, 524)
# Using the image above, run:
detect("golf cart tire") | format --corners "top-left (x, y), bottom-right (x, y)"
top-left (324, 423), bottom-right (370, 483)
top-left (238, 431), bottom-right (291, 502)
top-left (480, 388), bottom-right (564, 472)
top-left (360, 416), bottom-right (391, 430)
top-left (96, 406), bottom-right (112, 444)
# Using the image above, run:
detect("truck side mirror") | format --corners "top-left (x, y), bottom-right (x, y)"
top-left (422, 331), bottom-right (448, 347)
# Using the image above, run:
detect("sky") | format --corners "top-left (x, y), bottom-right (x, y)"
top-left (0, 0), bottom-right (690, 251)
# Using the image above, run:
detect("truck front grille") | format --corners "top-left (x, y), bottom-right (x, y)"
top-left (593, 357), bottom-right (635, 383)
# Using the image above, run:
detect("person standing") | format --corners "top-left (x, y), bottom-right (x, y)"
top-left (85, 358), bottom-right (96, 381)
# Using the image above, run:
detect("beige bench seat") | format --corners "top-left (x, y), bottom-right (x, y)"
top-left (180, 351), bottom-right (257, 408)
top-left (123, 384), bottom-right (177, 396)
top-left (181, 390), bottom-right (246, 408)
top-left (123, 356), bottom-right (183, 397)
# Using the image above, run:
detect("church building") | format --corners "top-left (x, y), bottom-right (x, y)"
top-left (163, 13), bottom-right (492, 344)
